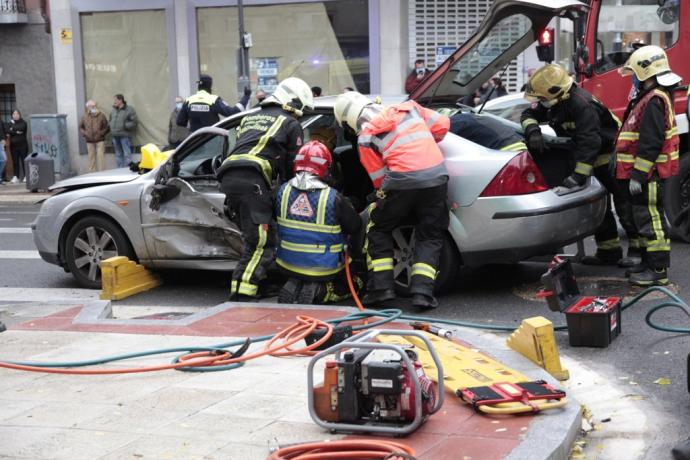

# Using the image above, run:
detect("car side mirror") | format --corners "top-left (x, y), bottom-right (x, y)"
top-left (572, 45), bottom-right (592, 78)
top-left (149, 183), bottom-right (181, 211)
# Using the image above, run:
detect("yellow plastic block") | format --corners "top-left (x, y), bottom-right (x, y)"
top-left (100, 256), bottom-right (162, 301)
top-left (506, 316), bottom-right (570, 381)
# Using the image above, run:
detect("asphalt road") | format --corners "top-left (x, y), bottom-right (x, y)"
top-left (1, 201), bottom-right (689, 458)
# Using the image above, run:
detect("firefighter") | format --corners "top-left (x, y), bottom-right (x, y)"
top-left (615, 45), bottom-right (681, 286)
top-left (275, 140), bottom-right (362, 304)
top-left (520, 64), bottom-right (640, 266)
top-left (216, 77), bottom-right (313, 301)
top-left (177, 74), bottom-right (251, 132)
top-left (334, 92), bottom-right (450, 309)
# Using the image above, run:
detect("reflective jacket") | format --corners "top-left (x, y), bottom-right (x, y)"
top-left (177, 90), bottom-right (247, 133)
top-left (275, 177), bottom-right (355, 278)
top-left (358, 101), bottom-right (450, 190)
top-left (615, 87), bottom-right (679, 180)
top-left (521, 85), bottom-right (621, 174)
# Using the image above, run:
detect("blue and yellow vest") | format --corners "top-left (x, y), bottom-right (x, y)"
top-left (275, 183), bottom-right (346, 277)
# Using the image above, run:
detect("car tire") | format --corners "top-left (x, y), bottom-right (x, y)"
top-left (391, 227), bottom-right (460, 297)
top-left (64, 216), bottom-right (135, 289)
top-left (664, 152), bottom-right (690, 243)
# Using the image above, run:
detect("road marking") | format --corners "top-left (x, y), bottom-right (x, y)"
top-left (0, 218), bottom-right (13, 221)
top-left (0, 228), bottom-right (32, 234)
top-left (0, 250), bottom-right (41, 259)
top-left (0, 211), bottom-right (39, 215)
top-left (0, 287), bottom-right (100, 302)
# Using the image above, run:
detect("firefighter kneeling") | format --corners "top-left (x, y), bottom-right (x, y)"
top-left (616, 45), bottom-right (681, 286)
top-left (275, 141), bottom-right (363, 304)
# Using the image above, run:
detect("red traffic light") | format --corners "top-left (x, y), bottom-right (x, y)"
top-left (539, 28), bottom-right (554, 46)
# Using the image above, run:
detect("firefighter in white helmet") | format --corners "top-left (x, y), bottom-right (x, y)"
top-left (216, 77), bottom-right (313, 301)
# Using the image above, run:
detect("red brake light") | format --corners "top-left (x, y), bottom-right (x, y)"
top-left (480, 151), bottom-right (549, 197)
top-left (538, 28), bottom-right (554, 46)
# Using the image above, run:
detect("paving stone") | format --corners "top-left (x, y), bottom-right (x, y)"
top-left (74, 405), bottom-right (188, 434)
top-left (4, 401), bottom-right (118, 428)
top-left (153, 412), bottom-right (273, 444)
top-left (207, 442), bottom-right (270, 460)
top-left (201, 392), bottom-right (304, 421)
top-left (419, 434), bottom-right (520, 460)
top-left (128, 387), bottom-right (236, 413)
top-left (99, 434), bottom-right (229, 460)
top-left (0, 399), bottom-right (44, 422)
top-left (248, 420), bottom-right (339, 447)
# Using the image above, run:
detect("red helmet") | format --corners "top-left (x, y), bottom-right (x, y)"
top-left (293, 140), bottom-right (333, 179)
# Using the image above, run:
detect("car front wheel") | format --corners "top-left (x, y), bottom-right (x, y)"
top-left (64, 216), bottom-right (135, 289)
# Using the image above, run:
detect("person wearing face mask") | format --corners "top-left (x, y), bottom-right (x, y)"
top-left (167, 96), bottom-right (189, 149)
top-left (7, 110), bottom-right (29, 183)
top-left (109, 94), bottom-right (138, 168)
top-left (520, 64), bottom-right (638, 268)
top-left (615, 45), bottom-right (681, 286)
top-left (79, 100), bottom-right (110, 172)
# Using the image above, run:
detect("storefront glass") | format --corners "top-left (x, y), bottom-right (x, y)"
top-left (197, 1), bottom-right (369, 104)
top-left (81, 10), bottom-right (170, 147)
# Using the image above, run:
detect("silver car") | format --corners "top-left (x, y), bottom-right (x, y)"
top-left (33, 0), bottom-right (604, 290)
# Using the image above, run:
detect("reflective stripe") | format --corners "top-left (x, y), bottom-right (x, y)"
top-left (561, 121), bottom-right (576, 130)
top-left (277, 216), bottom-right (341, 233)
top-left (280, 240), bottom-right (327, 254)
top-left (594, 153), bottom-right (611, 167)
top-left (425, 110), bottom-right (440, 128)
top-left (633, 157), bottom-right (654, 173)
top-left (648, 181), bottom-right (667, 249)
top-left (364, 203), bottom-right (376, 269)
top-left (276, 258), bottom-right (343, 277)
top-left (499, 141), bottom-right (527, 152)
top-left (248, 115), bottom-right (286, 156)
top-left (241, 224), bottom-right (267, 288)
top-left (617, 153), bottom-right (635, 163)
top-left (666, 126), bottom-right (679, 139)
top-left (227, 154), bottom-right (273, 184)
top-left (656, 150), bottom-right (680, 163)
top-left (597, 237), bottom-right (620, 250)
top-left (617, 132), bottom-right (639, 141)
top-left (369, 167), bottom-right (386, 181)
top-left (521, 118), bottom-right (539, 129)
top-left (654, 89), bottom-right (675, 125)
top-left (359, 135), bottom-right (375, 148)
top-left (369, 257), bottom-right (394, 272)
top-left (411, 262), bottom-right (437, 280)
top-left (375, 112), bottom-right (423, 151)
top-left (382, 131), bottom-right (433, 157)
top-left (186, 90), bottom-right (218, 105)
top-left (316, 188), bottom-right (329, 225)
top-left (280, 184), bottom-right (292, 218)
top-left (231, 280), bottom-right (258, 296)
top-left (574, 162), bottom-right (593, 176)
top-left (330, 244), bottom-right (344, 253)
top-left (628, 237), bottom-right (642, 249)
top-left (646, 239), bottom-right (671, 252)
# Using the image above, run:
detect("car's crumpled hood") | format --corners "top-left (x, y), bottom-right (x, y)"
top-left (49, 168), bottom-right (142, 191)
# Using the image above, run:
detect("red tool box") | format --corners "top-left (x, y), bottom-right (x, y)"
top-left (540, 258), bottom-right (622, 348)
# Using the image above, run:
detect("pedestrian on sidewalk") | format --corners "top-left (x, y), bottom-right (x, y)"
top-left (167, 96), bottom-right (189, 149)
top-left (0, 121), bottom-right (7, 184)
top-left (79, 100), bottom-right (110, 172)
top-left (7, 110), bottom-right (28, 183)
top-left (405, 59), bottom-right (431, 95)
top-left (109, 94), bottom-right (138, 168)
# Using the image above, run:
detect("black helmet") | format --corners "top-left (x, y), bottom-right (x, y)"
top-left (198, 74), bottom-right (213, 91)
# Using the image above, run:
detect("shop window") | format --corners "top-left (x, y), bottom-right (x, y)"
top-left (81, 10), bottom-right (171, 147)
top-left (0, 84), bottom-right (16, 124)
top-left (197, 1), bottom-right (369, 104)
top-left (595, 0), bottom-right (680, 74)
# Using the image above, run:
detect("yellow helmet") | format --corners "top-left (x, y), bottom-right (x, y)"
top-left (139, 143), bottom-right (172, 171)
top-left (523, 64), bottom-right (574, 103)
top-left (261, 77), bottom-right (314, 116)
top-left (620, 45), bottom-right (681, 87)
top-left (334, 91), bottom-right (376, 133)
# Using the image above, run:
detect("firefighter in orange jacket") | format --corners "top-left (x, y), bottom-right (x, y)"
top-left (616, 45), bottom-right (681, 286)
top-left (334, 92), bottom-right (450, 308)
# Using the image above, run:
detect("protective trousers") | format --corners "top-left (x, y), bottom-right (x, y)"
top-left (593, 165), bottom-right (640, 251)
top-left (620, 179), bottom-right (670, 269)
top-left (365, 183), bottom-right (449, 296)
top-left (221, 170), bottom-right (275, 298)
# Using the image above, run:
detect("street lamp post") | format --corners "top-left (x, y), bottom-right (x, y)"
top-left (237, 0), bottom-right (251, 96)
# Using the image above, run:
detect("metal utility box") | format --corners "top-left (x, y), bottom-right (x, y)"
top-left (29, 114), bottom-right (70, 178)
top-left (24, 152), bottom-right (55, 192)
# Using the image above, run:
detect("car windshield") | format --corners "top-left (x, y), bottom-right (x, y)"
top-left (452, 14), bottom-right (532, 87)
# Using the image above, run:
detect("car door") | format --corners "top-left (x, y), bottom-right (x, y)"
top-left (140, 126), bottom-right (243, 269)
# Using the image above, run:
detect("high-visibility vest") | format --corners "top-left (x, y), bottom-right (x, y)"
top-left (358, 101), bottom-right (449, 189)
top-left (275, 183), bottom-right (346, 277)
top-left (615, 88), bottom-right (680, 180)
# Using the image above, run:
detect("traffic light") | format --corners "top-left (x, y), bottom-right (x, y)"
top-left (536, 27), bottom-right (555, 63)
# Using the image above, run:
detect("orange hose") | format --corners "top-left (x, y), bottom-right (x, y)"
top-left (344, 251), bottom-right (365, 312)
top-left (267, 439), bottom-right (415, 460)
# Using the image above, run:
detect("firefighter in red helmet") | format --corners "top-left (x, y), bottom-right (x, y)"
top-left (274, 140), bottom-right (362, 304)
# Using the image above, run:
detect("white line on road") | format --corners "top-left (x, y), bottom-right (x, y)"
top-left (0, 228), bottom-right (32, 234)
top-left (0, 211), bottom-right (39, 214)
top-left (0, 218), bottom-right (13, 221)
top-left (0, 287), bottom-right (100, 302)
top-left (0, 251), bottom-right (41, 259)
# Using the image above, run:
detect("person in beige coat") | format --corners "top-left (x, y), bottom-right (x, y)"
top-left (79, 100), bottom-right (110, 172)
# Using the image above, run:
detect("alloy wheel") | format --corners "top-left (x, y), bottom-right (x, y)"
top-left (72, 226), bottom-right (119, 282)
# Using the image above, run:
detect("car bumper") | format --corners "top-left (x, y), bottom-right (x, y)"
top-left (32, 213), bottom-right (63, 268)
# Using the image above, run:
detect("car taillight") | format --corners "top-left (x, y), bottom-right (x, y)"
top-left (479, 151), bottom-right (548, 197)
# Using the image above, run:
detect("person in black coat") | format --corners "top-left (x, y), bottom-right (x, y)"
top-left (7, 110), bottom-right (29, 182)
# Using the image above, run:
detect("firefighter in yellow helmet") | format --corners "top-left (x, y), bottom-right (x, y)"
top-left (615, 45), bottom-right (681, 286)
top-left (520, 64), bottom-right (639, 267)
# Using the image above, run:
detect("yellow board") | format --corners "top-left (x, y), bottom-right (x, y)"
top-left (100, 256), bottom-right (162, 301)
top-left (506, 316), bottom-right (569, 381)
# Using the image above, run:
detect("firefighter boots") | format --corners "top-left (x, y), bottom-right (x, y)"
top-left (412, 293), bottom-right (439, 309)
top-left (361, 289), bottom-right (396, 307)
top-left (629, 268), bottom-right (669, 286)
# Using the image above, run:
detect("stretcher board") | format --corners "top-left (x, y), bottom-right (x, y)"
top-left (376, 331), bottom-right (567, 415)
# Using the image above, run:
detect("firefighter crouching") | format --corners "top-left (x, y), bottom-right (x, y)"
top-left (334, 92), bottom-right (450, 309)
top-left (520, 64), bottom-right (639, 267)
top-left (216, 77), bottom-right (313, 301)
top-left (177, 73), bottom-right (251, 132)
top-left (616, 45), bottom-right (681, 286)
top-left (275, 140), bottom-right (363, 304)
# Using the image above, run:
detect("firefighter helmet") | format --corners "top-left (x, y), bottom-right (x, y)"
top-left (523, 64), bottom-right (574, 103)
top-left (261, 77), bottom-right (314, 116)
top-left (620, 45), bottom-right (681, 87)
top-left (294, 140), bottom-right (333, 179)
top-left (334, 91), bottom-right (376, 133)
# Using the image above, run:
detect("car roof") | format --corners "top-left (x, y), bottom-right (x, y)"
top-left (310, 95), bottom-right (407, 111)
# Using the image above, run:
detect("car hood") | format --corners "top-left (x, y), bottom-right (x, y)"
top-left (410, 0), bottom-right (588, 104)
top-left (49, 168), bottom-right (141, 191)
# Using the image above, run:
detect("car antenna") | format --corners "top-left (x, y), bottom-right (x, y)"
top-left (477, 62), bottom-right (510, 115)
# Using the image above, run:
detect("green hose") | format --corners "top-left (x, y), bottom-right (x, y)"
top-left (4, 286), bottom-right (688, 372)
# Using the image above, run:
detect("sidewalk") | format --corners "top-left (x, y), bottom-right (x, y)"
top-left (0, 182), bottom-right (52, 203)
top-left (0, 300), bottom-right (581, 460)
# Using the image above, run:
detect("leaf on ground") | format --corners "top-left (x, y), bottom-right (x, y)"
top-left (654, 377), bottom-right (671, 385)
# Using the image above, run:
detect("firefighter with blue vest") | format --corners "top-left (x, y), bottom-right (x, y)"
top-left (177, 74), bottom-right (251, 132)
top-left (275, 140), bottom-right (362, 304)
top-left (216, 77), bottom-right (313, 301)
top-left (615, 45), bottom-right (681, 286)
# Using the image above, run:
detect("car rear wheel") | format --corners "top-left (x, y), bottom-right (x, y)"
top-left (64, 216), bottom-right (135, 289)
top-left (392, 226), bottom-right (460, 296)
top-left (664, 152), bottom-right (690, 242)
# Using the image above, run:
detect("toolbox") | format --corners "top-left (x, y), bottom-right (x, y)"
top-left (540, 258), bottom-right (621, 348)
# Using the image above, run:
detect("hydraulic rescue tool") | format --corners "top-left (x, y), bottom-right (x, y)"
top-left (307, 329), bottom-right (444, 435)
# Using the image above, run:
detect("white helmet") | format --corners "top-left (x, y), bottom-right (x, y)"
top-left (261, 77), bottom-right (314, 116)
top-left (334, 91), bottom-right (376, 133)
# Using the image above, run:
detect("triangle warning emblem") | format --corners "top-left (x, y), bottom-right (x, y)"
top-left (289, 192), bottom-right (314, 218)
